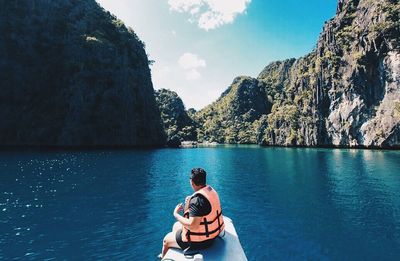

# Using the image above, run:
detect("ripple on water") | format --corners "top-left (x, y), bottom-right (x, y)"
top-left (0, 148), bottom-right (399, 260)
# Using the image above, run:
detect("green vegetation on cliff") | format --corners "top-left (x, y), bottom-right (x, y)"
top-left (191, 0), bottom-right (399, 148)
top-left (0, 0), bottom-right (164, 146)
top-left (194, 77), bottom-right (271, 144)
top-left (155, 89), bottom-right (196, 146)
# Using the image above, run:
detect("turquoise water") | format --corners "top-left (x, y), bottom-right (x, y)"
top-left (0, 146), bottom-right (400, 260)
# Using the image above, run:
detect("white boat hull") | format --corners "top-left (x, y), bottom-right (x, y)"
top-left (162, 216), bottom-right (247, 261)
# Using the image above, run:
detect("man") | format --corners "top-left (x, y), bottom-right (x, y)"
top-left (159, 168), bottom-right (225, 259)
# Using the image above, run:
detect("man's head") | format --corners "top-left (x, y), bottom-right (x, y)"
top-left (190, 168), bottom-right (206, 188)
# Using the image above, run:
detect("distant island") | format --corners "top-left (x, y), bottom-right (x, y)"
top-left (0, 0), bottom-right (398, 149)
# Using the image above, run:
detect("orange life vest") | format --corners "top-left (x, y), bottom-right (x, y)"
top-left (182, 185), bottom-right (225, 243)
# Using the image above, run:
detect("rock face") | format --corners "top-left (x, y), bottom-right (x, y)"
top-left (0, 0), bottom-right (165, 146)
top-left (155, 89), bottom-right (196, 146)
top-left (196, 0), bottom-right (400, 148)
top-left (312, 0), bottom-right (400, 148)
top-left (195, 76), bottom-right (271, 143)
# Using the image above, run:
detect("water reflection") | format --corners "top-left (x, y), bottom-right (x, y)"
top-left (325, 149), bottom-right (400, 259)
top-left (0, 150), bottom-right (158, 260)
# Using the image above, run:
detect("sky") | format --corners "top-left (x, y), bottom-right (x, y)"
top-left (96, 0), bottom-right (338, 110)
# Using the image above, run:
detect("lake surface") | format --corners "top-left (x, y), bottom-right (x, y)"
top-left (0, 146), bottom-right (400, 260)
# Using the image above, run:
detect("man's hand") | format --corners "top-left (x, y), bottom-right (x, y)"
top-left (173, 202), bottom-right (200, 229)
top-left (173, 203), bottom-right (183, 217)
top-left (184, 196), bottom-right (191, 209)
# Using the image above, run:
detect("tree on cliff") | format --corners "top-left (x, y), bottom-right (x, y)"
top-left (155, 89), bottom-right (197, 146)
top-left (0, 0), bottom-right (165, 146)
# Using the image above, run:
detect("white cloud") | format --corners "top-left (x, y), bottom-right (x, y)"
top-left (190, 7), bottom-right (200, 15)
top-left (168, 0), bottom-right (202, 12)
top-left (186, 69), bottom-right (202, 80)
top-left (168, 0), bottom-right (251, 30)
top-left (178, 52), bottom-right (206, 80)
top-left (178, 53), bottom-right (206, 69)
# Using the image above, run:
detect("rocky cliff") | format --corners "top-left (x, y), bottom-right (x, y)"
top-left (155, 89), bottom-right (196, 146)
top-left (196, 0), bottom-right (400, 148)
top-left (0, 0), bottom-right (165, 146)
top-left (195, 77), bottom-right (271, 143)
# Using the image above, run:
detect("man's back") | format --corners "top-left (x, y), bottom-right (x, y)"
top-left (188, 193), bottom-right (211, 218)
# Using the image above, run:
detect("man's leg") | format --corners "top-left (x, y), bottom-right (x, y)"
top-left (161, 231), bottom-right (180, 258)
top-left (172, 221), bottom-right (182, 232)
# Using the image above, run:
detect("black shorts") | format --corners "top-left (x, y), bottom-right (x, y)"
top-left (175, 229), bottom-right (215, 250)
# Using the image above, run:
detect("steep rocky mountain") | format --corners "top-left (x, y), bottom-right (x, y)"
top-left (0, 0), bottom-right (164, 146)
top-left (195, 0), bottom-right (400, 148)
top-left (155, 89), bottom-right (196, 146)
top-left (195, 77), bottom-right (271, 143)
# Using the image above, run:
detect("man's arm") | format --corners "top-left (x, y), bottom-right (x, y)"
top-left (173, 203), bottom-right (201, 229)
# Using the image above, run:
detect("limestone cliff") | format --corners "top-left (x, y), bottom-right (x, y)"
top-left (155, 89), bottom-right (196, 146)
top-left (195, 77), bottom-right (271, 143)
top-left (0, 0), bottom-right (165, 146)
top-left (260, 0), bottom-right (399, 148)
top-left (196, 0), bottom-right (399, 148)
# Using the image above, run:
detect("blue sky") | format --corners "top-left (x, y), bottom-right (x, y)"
top-left (96, 0), bottom-right (338, 110)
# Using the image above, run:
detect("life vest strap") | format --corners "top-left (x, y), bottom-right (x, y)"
top-left (200, 210), bottom-right (223, 225)
top-left (188, 222), bottom-right (225, 236)
top-left (217, 210), bottom-right (221, 233)
top-left (203, 217), bottom-right (209, 238)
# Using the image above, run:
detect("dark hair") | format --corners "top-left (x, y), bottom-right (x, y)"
top-left (190, 168), bottom-right (206, 186)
